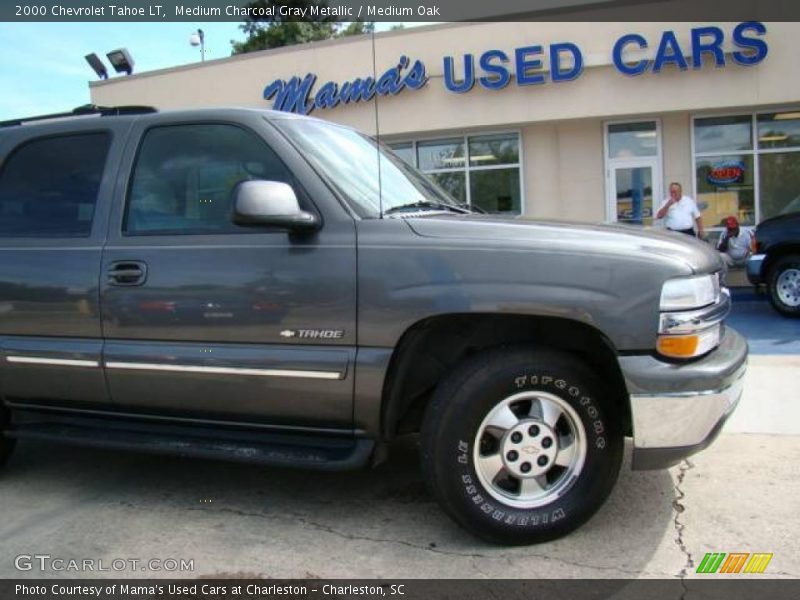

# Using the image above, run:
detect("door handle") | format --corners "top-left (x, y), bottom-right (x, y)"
top-left (108, 261), bottom-right (148, 286)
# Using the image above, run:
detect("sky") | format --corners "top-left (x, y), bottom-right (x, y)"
top-left (0, 21), bottom-right (415, 121)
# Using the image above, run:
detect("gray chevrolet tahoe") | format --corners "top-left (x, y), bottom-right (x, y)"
top-left (0, 106), bottom-right (747, 544)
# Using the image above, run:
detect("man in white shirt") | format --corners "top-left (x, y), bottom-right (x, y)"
top-left (656, 182), bottom-right (705, 238)
top-left (716, 216), bottom-right (753, 267)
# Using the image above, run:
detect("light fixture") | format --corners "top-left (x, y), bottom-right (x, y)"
top-left (84, 53), bottom-right (108, 80)
top-left (106, 48), bottom-right (135, 75)
top-left (190, 28), bottom-right (205, 62)
top-left (773, 112), bottom-right (800, 121)
top-left (759, 134), bottom-right (789, 142)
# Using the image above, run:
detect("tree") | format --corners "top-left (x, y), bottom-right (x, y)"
top-left (230, 0), bottom-right (374, 54)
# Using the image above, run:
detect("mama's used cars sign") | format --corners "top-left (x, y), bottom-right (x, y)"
top-left (264, 21), bottom-right (768, 115)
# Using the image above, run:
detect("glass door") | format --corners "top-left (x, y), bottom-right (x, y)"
top-left (605, 120), bottom-right (662, 226)
top-left (608, 160), bottom-right (659, 226)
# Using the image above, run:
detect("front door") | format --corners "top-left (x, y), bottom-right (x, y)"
top-left (607, 160), bottom-right (661, 226)
top-left (100, 117), bottom-right (357, 429)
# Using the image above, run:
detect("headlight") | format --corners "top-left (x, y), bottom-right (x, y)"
top-left (657, 274), bottom-right (727, 360)
top-left (660, 274), bottom-right (719, 311)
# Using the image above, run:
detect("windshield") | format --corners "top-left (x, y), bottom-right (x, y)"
top-left (779, 195), bottom-right (800, 216)
top-left (272, 117), bottom-right (460, 218)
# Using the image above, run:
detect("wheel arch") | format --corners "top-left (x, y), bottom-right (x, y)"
top-left (380, 313), bottom-right (631, 440)
top-left (764, 243), bottom-right (800, 278)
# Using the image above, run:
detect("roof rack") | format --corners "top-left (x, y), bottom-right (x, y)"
top-left (0, 104), bottom-right (157, 129)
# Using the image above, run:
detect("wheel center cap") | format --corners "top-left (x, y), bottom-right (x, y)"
top-left (501, 419), bottom-right (559, 478)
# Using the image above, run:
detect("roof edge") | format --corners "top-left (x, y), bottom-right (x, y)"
top-left (89, 21), bottom-right (468, 88)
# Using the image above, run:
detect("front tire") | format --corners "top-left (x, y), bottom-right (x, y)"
top-left (768, 255), bottom-right (800, 317)
top-left (421, 347), bottom-right (623, 545)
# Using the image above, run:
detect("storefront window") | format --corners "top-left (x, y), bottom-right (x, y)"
top-left (695, 154), bottom-right (755, 227)
top-left (757, 112), bottom-right (800, 219)
top-left (608, 122), bottom-right (658, 158)
top-left (759, 153), bottom-right (800, 218)
top-left (694, 110), bottom-right (800, 225)
top-left (389, 132), bottom-right (521, 213)
top-left (417, 138), bottom-right (465, 170)
top-left (429, 172), bottom-right (467, 203)
top-left (468, 134), bottom-right (519, 166)
top-left (470, 169), bottom-right (521, 213)
top-left (389, 142), bottom-right (415, 166)
top-left (757, 112), bottom-right (800, 149)
top-left (694, 116), bottom-right (752, 154)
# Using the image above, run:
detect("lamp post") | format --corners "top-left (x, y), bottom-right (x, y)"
top-left (84, 53), bottom-right (108, 79)
top-left (190, 29), bottom-right (205, 62)
top-left (105, 48), bottom-right (134, 75)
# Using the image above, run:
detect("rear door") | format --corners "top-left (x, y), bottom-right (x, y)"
top-left (0, 120), bottom-right (125, 410)
top-left (100, 113), bottom-right (358, 429)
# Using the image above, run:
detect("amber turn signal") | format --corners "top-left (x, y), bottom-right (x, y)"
top-left (657, 335), bottom-right (700, 358)
top-left (657, 324), bottom-right (721, 359)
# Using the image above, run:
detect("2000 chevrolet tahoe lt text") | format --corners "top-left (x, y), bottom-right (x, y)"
top-left (0, 106), bottom-right (747, 544)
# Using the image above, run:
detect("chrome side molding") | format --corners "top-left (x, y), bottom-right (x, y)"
top-left (4, 355), bottom-right (343, 380)
top-left (104, 361), bottom-right (343, 380)
top-left (5, 356), bottom-right (99, 368)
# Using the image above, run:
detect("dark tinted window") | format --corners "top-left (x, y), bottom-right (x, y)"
top-left (125, 124), bottom-right (294, 235)
top-left (0, 132), bottom-right (110, 237)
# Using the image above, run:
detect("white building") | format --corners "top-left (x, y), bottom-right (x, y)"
top-left (90, 20), bottom-right (800, 231)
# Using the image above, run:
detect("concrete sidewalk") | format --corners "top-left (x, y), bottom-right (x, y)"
top-left (726, 355), bottom-right (800, 435)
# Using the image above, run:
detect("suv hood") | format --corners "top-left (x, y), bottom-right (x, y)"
top-left (757, 211), bottom-right (800, 231)
top-left (404, 214), bottom-right (722, 275)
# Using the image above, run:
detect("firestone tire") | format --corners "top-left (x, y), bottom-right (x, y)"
top-left (768, 255), bottom-right (800, 318)
top-left (421, 347), bottom-right (623, 545)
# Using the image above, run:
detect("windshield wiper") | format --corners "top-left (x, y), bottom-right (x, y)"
top-left (384, 201), bottom-right (469, 216)
top-left (456, 202), bottom-right (486, 214)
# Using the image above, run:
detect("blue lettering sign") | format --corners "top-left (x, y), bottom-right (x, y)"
top-left (653, 31), bottom-right (689, 72)
top-left (478, 50), bottom-right (511, 90)
top-left (403, 57), bottom-right (428, 90)
top-left (613, 34), bottom-right (649, 76)
top-left (262, 22), bottom-right (769, 111)
top-left (732, 21), bottom-right (768, 65)
top-left (340, 78), bottom-right (377, 104)
top-left (550, 42), bottom-right (583, 82)
top-left (691, 26), bottom-right (725, 68)
top-left (515, 46), bottom-right (545, 85)
top-left (443, 54), bottom-right (475, 93)
top-left (314, 81), bottom-right (340, 110)
top-left (264, 56), bottom-right (427, 115)
top-left (263, 74), bottom-right (316, 115)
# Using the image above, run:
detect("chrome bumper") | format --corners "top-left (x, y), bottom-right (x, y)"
top-left (621, 326), bottom-right (748, 470)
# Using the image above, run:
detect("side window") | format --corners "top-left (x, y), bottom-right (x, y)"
top-left (125, 124), bottom-right (296, 235)
top-left (0, 132), bottom-right (110, 237)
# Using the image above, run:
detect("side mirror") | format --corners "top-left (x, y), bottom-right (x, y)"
top-left (232, 180), bottom-right (319, 231)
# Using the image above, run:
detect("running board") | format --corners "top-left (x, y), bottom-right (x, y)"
top-left (6, 416), bottom-right (374, 471)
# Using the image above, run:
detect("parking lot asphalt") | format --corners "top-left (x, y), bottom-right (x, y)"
top-left (0, 287), bottom-right (797, 580)
top-left (727, 288), bottom-right (800, 355)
